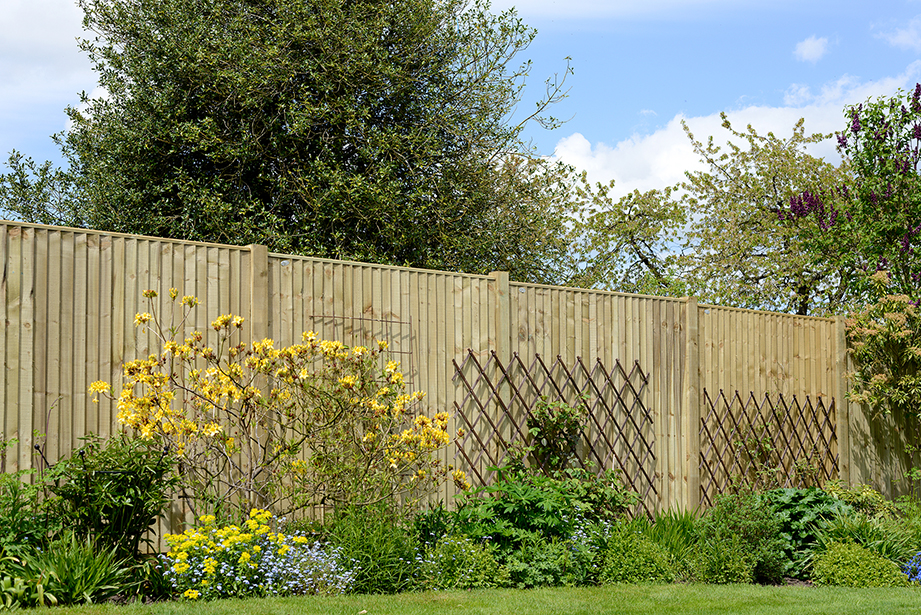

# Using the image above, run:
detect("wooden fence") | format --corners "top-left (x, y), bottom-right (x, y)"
top-left (0, 220), bottom-right (913, 526)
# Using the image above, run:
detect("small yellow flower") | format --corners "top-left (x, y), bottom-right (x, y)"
top-left (134, 312), bottom-right (152, 326)
top-left (183, 589), bottom-right (200, 600)
top-left (452, 469), bottom-right (471, 491)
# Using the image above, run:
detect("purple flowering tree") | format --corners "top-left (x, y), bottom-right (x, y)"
top-left (786, 86), bottom-right (921, 304)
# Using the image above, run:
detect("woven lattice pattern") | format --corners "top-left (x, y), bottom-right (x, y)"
top-left (452, 350), bottom-right (656, 515)
top-left (699, 389), bottom-right (838, 506)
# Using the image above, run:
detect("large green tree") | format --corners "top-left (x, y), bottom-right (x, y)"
top-left (572, 115), bottom-right (855, 312)
top-left (3, 0), bottom-right (578, 282)
top-left (679, 115), bottom-right (855, 315)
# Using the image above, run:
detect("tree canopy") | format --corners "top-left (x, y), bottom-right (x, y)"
top-left (681, 115), bottom-right (855, 315)
top-left (2, 0), bottom-right (578, 282)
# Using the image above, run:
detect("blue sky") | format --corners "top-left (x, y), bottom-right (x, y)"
top-left (4, 0), bottom-right (921, 201)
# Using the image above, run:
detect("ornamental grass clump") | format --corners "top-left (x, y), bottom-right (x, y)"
top-left (162, 509), bottom-right (354, 600)
top-left (90, 289), bottom-right (466, 520)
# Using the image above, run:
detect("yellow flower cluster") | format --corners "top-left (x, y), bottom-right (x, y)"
top-left (96, 291), bottom-right (460, 517)
top-left (164, 509), bottom-right (282, 577)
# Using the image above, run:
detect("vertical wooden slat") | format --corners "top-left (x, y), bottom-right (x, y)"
top-left (32, 231), bottom-right (48, 471)
top-left (17, 227), bottom-right (34, 474)
top-left (685, 298), bottom-right (700, 510)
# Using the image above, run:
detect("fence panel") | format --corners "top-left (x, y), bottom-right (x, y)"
top-left (4, 219), bottom-right (913, 524)
top-left (699, 389), bottom-right (838, 506)
top-left (452, 350), bottom-right (657, 516)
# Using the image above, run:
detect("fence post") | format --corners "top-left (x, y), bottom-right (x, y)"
top-left (835, 315), bottom-right (851, 486)
top-left (684, 297), bottom-right (701, 510)
top-left (248, 244), bottom-right (269, 342)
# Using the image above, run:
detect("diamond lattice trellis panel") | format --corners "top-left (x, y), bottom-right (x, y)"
top-left (452, 350), bottom-right (657, 515)
top-left (699, 389), bottom-right (838, 506)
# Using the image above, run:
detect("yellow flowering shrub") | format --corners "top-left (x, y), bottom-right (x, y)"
top-left (91, 290), bottom-right (464, 519)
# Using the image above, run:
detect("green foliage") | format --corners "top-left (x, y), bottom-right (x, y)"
top-left (696, 489), bottom-right (785, 584)
top-left (843, 274), bottom-right (921, 419)
top-left (568, 185), bottom-right (689, 296)
top-left (0, 574), bottom-right (57, 609)
top-left (324, 505), bottom-right (418, 594)
top-left (823, 480), bottom-right (895, 518)
top-left (454, 466), bottom-right (637, 557)
top-left (633, 508), bottom-right (699, 579)
top-left (48, 432), bottom-right (178, 558)
top-left (762, 487), bottom-right (853, 578)
top-left (526, 397), bottom-right (586, 473)
top-left (692, 534), bottom-right (756, 584)
top-left (11, 532), bottom-right (131, 605)
top-left (599, 529), bottom-right (674, 585)
top-left (0, 470), bottom-right (55, 559)
top-left (835, 87), bottom-right (921, 301)
top-left (812, 541), bottom-right (911, 588)
top-left (504, 534), bottom-right (587, 589)
top-left (682, 115), bottom-right (853, 315)
top-left (813, 512), bottom-right (916, 566)
top-left (418, 535), bottom-right (507, 590)
top-left (4, 0), bottom-right (581, 284)
top-left (0, 151), bottom-right (83, 227)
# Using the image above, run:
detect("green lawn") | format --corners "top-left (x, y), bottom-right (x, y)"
top-left (38, 585), bottom-right (921, 615)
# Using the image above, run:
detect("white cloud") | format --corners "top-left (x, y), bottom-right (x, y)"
top-left (794, 35), bottom-right (829, 63)
top-left (487, 0), bottom-right (767, 19)
top-left (551, 62), bottom-right (921, 200)
top-left (878, 16), bottom-right (921, 51)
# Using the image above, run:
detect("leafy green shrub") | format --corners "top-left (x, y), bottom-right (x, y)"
top-left (695, 489), bottom-right (785, 584)
top-left (454, 466), bottom-right (637, 558)
top-left (627, 508), bottom-right (699, 580)
top-left (324, 505), bottom-right (417, 594)
top-left (504, 534), bottom-right (587, 588)
top-left (812, 541), bottom-right (910, 587)
top-left (763, 487), bottom-right (853, 578)
top-left (0, 471), bottom-right (55, 560)
top-left (48, 433), bottom-right (177, 559)
top-left (12, 532), bottom-right (131, 605)
top-left (823, 481), bottom-right (895, 518)
top-left (418, 535), bottom-right (507, 590)
top-left (0, 574), bottom-right (57, 608)
top-left (693, 534), bottom-right (756, 584)
top-left (526, 396), bottom-right (586, 473)
top-left (161, 509), bottom-right (353, 600)
top-left (599, 528), bottom-right (674, 584)
top-left (813, 511), bottom-right (915, 565)
top-left (412, 504), bottom-right (455, 553)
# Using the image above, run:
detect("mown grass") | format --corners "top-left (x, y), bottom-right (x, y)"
top-left (38, 584), bottom-right (921, 615)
